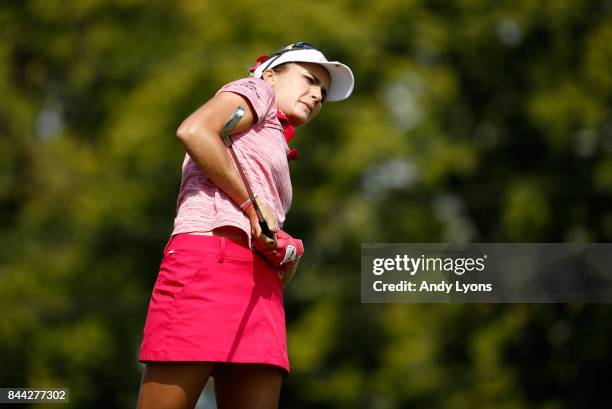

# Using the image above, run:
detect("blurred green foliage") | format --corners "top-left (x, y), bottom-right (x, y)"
top-left (1, 0), bottom-right (612, 408)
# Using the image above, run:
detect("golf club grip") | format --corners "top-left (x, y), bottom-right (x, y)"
top-left (259, 219), bottom-right (273, 239)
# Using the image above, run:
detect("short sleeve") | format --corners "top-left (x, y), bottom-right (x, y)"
top-left (217, 78), bottom-right (275, 124)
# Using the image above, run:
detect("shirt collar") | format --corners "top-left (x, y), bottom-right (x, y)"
top-left (276, 109), bottom-right (299, 161)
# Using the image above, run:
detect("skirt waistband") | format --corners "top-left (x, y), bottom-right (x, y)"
top-left (164, 233), bottom-right (254, 259)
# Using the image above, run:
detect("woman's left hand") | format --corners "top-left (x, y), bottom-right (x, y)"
top-left (278, 256), bottom-right (301, 287)
top-left (254, 229), bottom-right (303, 268)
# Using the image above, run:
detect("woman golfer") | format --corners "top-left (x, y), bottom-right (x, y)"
top-left (136, 42), bottom-right (354, 409)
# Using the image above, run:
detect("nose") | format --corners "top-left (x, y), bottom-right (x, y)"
top-left (310, 86), bottom-right (323, 103)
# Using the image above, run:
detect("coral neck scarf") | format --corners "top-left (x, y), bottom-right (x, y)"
top-left (276, 110), bottom-right (298, 161)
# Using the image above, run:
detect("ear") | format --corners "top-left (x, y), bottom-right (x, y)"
top-left (262, 69), bottom-right (275, 87)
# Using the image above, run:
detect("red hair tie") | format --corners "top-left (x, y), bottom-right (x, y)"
top-left (248, 55), bottom-right (270, 75)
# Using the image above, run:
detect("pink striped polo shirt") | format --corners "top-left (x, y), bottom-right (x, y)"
top-left (172, 78), bottom-right (293, 245)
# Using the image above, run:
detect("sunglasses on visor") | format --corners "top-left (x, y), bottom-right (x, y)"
top-left (249, 42), bottom-right (318, 75)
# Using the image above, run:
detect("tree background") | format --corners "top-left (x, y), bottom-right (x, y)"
top-left (1, 0), bottom-right (612, 408)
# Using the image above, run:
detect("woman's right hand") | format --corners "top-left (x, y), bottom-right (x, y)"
top-left (243, 197), bottom-right (279, 257)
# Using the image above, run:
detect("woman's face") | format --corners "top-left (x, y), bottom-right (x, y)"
top-left (263, 62), bottom-right (331, 127)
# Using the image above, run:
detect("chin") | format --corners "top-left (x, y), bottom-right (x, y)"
top-left (288, 113), bottom-right (308, 127)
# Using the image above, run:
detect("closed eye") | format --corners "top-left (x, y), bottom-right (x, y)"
top-left (305, 75), bottom-right (327, 103)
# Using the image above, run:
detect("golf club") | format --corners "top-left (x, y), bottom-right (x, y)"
top-left (221, 105), bottom-right (274, 239)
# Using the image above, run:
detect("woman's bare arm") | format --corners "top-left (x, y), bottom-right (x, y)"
top-left (175, 91), bottom-right (277, 249)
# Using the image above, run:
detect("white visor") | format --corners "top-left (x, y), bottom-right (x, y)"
top-left (252, 48), bottom-right (354, 102)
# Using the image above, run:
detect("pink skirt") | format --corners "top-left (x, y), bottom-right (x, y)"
top-left (139, 233), bottom-right (289, 376)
